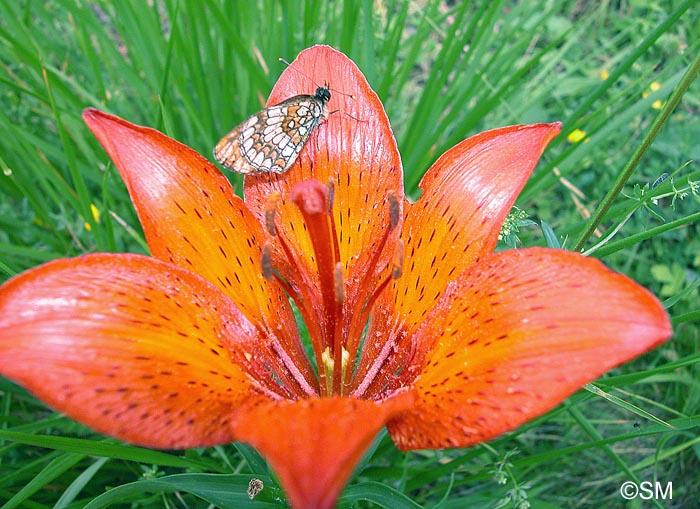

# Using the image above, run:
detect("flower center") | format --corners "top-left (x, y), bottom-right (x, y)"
top-left (262, 179), bottom-right (402, 397)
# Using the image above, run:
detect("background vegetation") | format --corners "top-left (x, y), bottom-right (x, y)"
top-left (1, 1), bottom-right (698, 508)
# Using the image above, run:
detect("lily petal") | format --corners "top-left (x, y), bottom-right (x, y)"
top-left (83, 111), bottom-right (286, 328)
top-left (385, 248), bottom-right (671, 449)
top-left (233, 393), bottom-right (413, 509)
top-left (82, 109), bottom-right (314, 388)
top-left (393, 123), bottom-right (561, 333)
top-left (353, 123), bottom-right (561, 395)
top-left (0, 253), bottom-right (278, 448)
top-left (243, 46), bottom-right (403, 336)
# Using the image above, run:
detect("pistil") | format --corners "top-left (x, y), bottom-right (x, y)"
top-left (290, 180), bottom-right (341, 348)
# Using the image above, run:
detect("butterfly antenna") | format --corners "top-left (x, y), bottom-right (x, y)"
top-left (277, 57), bottom-right (356, 100)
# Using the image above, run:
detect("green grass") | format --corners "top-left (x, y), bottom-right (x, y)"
top-left (1, 0), bottom-right (699, 508)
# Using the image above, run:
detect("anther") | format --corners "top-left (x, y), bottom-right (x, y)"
top-left (334, 262), bottom-right (345, 304)
top-left (392, 239), bottom-right (404, 279)
top-left (388, 191), bottom-right (399, 230)
top-left (265, 210), bottom-right (277, 236)
top-left (264, 193), bottom-right (281, 236)
top-left (261, 243), bottom-right (274, 280)
top-left (327, 180), bottom-right (335, 215)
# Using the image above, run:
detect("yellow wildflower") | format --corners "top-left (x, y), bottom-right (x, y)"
top-left (84, 204), bottom-right (101, 231)
top-left (90, 203), bottom-right (100, 223)
top-left (567, 129), bottom-right (587, 143)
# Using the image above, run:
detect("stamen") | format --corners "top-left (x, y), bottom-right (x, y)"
top-left (321, 347), bottom-right (334, 397)
top-left (261, 243), bottom-right (274, 280)
top-left (265, 209), bottom-right (276, 236)
top-left (354, 338), bottom-right (418, 399)
top-left (332, 261), bottom-right (346, 396)
top-left (235, 318), bottom-right (319, 399)
top-left (392, 239), bottom-right (404, 279)
top-left (351, 240), bottom-right (404, 345)
top-left (264, 193), bottom-right (281, 236)
top-left (326, 180), bottom-right (342, 267)
top-left (334, 262), bottom-right (345, 304)
top-left (326, 180), bottom-right (335, 215)
top-left (270, 341), bottom-right (320, 397)
top-left (260, 202), bottom-right (328, 397)
top-left (388, 191), bottom-right (399, 230)
top-left (350, 337), bottom-right (396, 398)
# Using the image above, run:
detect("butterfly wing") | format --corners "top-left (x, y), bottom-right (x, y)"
top-left (213, 113), bottom-right (260, 174)
top-left (214, 94), bottom-right (328, 174)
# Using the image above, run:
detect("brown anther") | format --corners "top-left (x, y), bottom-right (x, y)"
top-left (392, 239), bottom-right (404, 279)
top-left (264, 193), bottom-right (281, 236)
top-left (261, 243), bottom-right (274, 280)
top-left (334, 262), bottom-right (345, 304)
top-left (326, 180), bottom-right (335, 215)
top-left (388, 191), bottom-right (399, 230)
top-left (265, 210), bottom-right (277, 236)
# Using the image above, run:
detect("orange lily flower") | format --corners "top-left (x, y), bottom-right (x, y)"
top-left (0, 46), bottom-right (670, 509)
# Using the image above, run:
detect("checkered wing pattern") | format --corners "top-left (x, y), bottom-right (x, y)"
top-left (214, 87), bottom-right (330, 174)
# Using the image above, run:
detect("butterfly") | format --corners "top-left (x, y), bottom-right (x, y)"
top-left (214, 86), bottom-right (331, 174)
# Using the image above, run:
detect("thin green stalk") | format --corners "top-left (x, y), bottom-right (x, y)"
top-left (671, 310), bottom-right (700, 327)
top-left (155, 0), bottom-right (180, 130)
top-left (573, 50), bottom-right (700, 252)
top-left (563, 401), bottom-right (645, 491)
top-left (591, 211), bottom-right (700, 258)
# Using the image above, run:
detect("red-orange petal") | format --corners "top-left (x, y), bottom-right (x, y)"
top-left (386, 248), bottom-right (671, 450)
top-left (0, 253), bottom-right (276, 448)
top-left (353, 124), bottom-right (561, 394)
top-left (82, 109), bottom-right (313, 388)
top-left (393, 123), bottom-right (561, 333)
top-left (233, 393), bottom-right (413, 509)
top-left (242, 46), bottom-right (403, 334)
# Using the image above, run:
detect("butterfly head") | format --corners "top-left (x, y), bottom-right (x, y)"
top-left (315, 86), bottom-right (331, 105)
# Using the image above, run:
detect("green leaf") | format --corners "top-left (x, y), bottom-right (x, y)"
top-left (82, 473), bottom-right (282, 509)
top-left (0, 431), bottom-right (221, 471)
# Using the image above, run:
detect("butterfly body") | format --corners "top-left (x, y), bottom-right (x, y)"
top-left (214, 86), bottom-right (331, 174)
